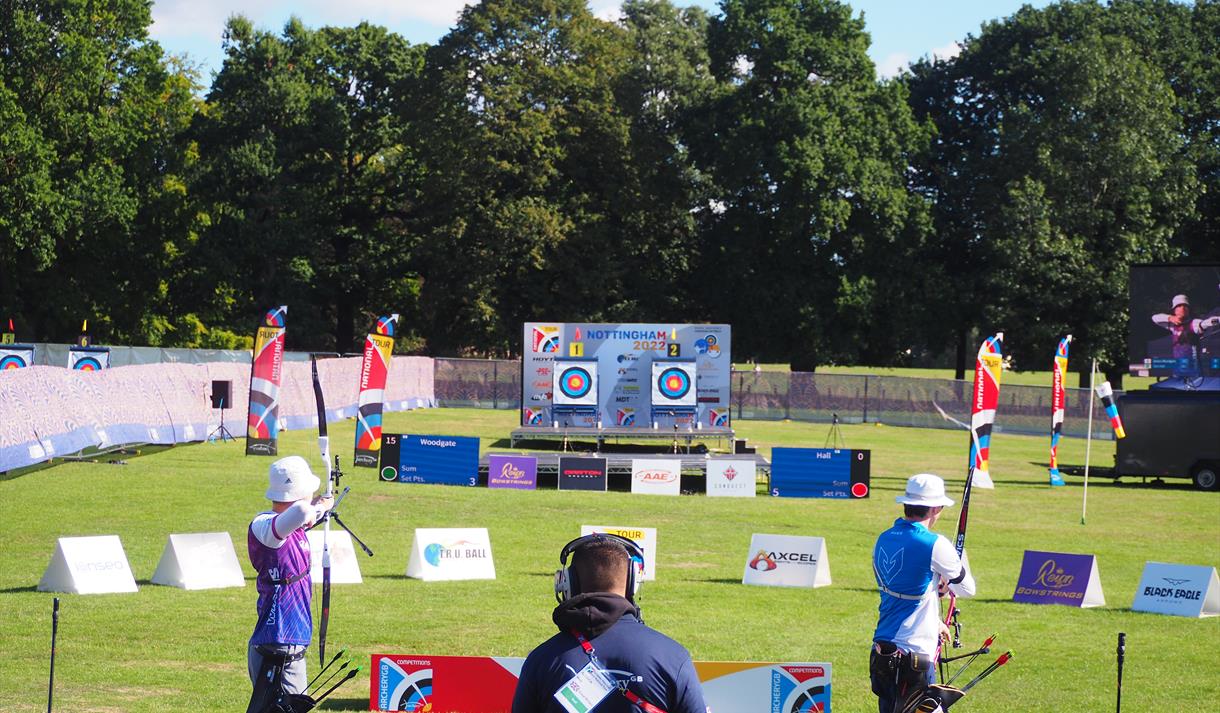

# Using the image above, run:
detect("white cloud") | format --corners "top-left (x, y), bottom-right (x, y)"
top-left (150, 0), bottom-right (245, 40)
top-left (929, 41), bottom-right (961, 61)
top-left (876, 51), bottom-right (911, 79)
top-left (590, 1), bottom-right (624, 23)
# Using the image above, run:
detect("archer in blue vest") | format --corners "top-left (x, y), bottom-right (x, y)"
top-left (871, 473), bottom-right (975, 713)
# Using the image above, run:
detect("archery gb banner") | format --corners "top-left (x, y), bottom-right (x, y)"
top-left (1048, 335), bottom-right (1072, 486)
top-left (245, 306), bottom-right (287, 456)
top-left (969, 333), bottom-right (1004, 489)
top-left (354, 314), bottom-right (398, 468)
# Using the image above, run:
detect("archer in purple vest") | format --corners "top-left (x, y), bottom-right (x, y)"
top-left (247, 456), bottom-right (333, 696)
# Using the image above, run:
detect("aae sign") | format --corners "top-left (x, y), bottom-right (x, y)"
top-left (407, 528), bottom-right (495, 581)
top-left (742, 534), bottom-right (831, 588)
top-left (581, 525), bottom-right (657, 582)
top-left (38, 535), bottom-right (138, 594)
top-left (631, 459), bottom-right (681, 496)
top-left (1132, 562), bottom-right (1220, 618)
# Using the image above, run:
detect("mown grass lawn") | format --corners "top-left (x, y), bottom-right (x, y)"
top-left (1, 408), bottom-right (1215, 711)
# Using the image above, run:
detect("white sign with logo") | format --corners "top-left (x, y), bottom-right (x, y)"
top-left (1132, 562), bottom-right (1220, 618)
top-left (631, 459), bottom-right (681, 496)
top-left (742, 533), bottom-right (831, 588)
top-left (707, 459), bottom-right (756, 497)
top-left (307, 530), bottom-right (364, 584)
top-left (580, 525), bottom-right (657, 582)
top-left (151, 532), bottom-right (245, 590)
top-left (38, 535), bottom-right (138, 594)
top-left (406, 528), bottom-right (496, 581)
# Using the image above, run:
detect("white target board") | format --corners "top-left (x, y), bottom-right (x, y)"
top-left (67, 346), bottom-right (110, 371)
top-left (552, 359), bottom-right (599, 407)
top-left (38, 535), bottom-right (138, 594)
top-left (651, 360), bottom-right (696, 408)
top-left (151, 532), bottom-right (246, 590)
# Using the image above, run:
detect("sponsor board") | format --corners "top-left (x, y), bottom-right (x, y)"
top-left (406, 528), bottom-right (495, 581)
top-left (38, 535), bottom-right (138, 594)
top-left (369, 655), bottom-right (832, 712)
top-left (487, 454), bottom-right (538, 490)
top-left (558, 456), bottom-right (607, 492)
top-left (150, 532), bottom-right (245, 590)
top-left (742, 533), bottom-right (832, 589)
top-left (580, 525), bottom-right (657, 582)
top-left (1131, 562), bottom-right (1220, 618)
top-left (306, 530), bottom-right (364, 584)
top-left (1012, 550), bottom-right (1105, 608)
top-left (630, 458), bottom-right (681, 496)
top-left (379, 434), bottom-right (479, 486)
top-left (707, 459), bottom-right (756, 497)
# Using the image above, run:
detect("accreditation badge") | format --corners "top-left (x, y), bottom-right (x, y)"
top-left (554, 660), bottom-right (616, 713)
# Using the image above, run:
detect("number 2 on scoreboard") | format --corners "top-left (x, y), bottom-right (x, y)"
top-left (667, 343), bottom-right (681, 357)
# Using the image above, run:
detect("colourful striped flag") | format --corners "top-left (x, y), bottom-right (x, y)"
top-left (245, 306), bottom-right (287, 456)
top-left (353, 314), bottom-right (399, 467)
top-left (969, 333), bottom-right (1004, 488)
top-left (1095, 381), bottom-right (1126, 439)
top-left (1048, 335), bottom-right (1071, 486)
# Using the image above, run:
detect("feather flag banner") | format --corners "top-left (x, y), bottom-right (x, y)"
top-left (1095, 381), bottom-right (1126, 439)
top-left (969, 333), bottom-right (1004, 489)
top-left (353, 314), bottom-right (399, 468)
top-left (1048, 335), bottom-right (1072, 486)
top-left (245, 306), bottom-right (287, 456)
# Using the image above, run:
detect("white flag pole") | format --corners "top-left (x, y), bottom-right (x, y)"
top-left (1081, 358), bottom-right (1097, 525)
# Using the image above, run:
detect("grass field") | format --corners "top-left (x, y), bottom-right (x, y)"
top-left (738, 363), bottom-right (1158, 390)
top-left (2, 408), bottom-right (1217, 712)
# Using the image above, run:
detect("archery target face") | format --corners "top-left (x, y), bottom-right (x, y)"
top-left (651, 361), bottom-right (696, 407)
top-left (0, 349), bottom-right (31, 369)
top-left (69, 349), bottom-right (110, 371)
top-left (552, 361), bottom-right (598, 406)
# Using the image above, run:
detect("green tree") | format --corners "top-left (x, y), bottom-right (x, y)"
top-left (693, 0), bottom-right (931, 368)
top-left (0, 0), bottom-right (196, 344)
top-left (907, 2), bottom-right (1200, 383)
top-left (185, 17), bottom-right (425, 351)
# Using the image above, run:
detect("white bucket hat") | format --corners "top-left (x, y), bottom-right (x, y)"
top-left (265, 456), bottom-right (321, 502)
top-left (1172, 294), bottom-right (1189, 309)
top-left (895, 473), bottom-right (954, 507)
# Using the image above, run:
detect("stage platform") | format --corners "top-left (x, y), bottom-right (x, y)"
top-left (509, 425), bottom-right (736, 451)
top-left (478, 451), bottom-right (769, 492)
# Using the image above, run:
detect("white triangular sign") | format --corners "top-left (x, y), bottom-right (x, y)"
top-left (151, 533), bottom-right (245, 590)
top-left (38, 536), bottom-right (138, 595)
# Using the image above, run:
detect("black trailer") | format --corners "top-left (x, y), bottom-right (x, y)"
top-left (1116, 390), bottom-right (1220, 490)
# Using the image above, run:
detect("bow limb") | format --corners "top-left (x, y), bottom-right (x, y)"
top-left (311, 356), bottom-right (333, 669)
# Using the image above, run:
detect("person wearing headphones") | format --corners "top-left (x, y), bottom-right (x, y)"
top-left (511, 534), bottom-right (708, 713)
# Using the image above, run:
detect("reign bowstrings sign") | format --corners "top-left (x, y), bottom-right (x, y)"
top-left (151, 532), bottom-right (245, 590)
top-left (1012, 550), bottom-right (1105, 608)
top-left (406, 528), bottom-right (495, 581)
top-left (742, 533), bottom-right (832, 588)
top-left (522, 323), bottom-right (731, 429)
top-left (39, 535), bottom-right (138, 594)
top-left (581, 525), bottom-right (657, 582)
top-left (1131, 562), bottom-right (1220, 618)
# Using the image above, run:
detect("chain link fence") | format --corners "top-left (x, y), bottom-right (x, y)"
top-left (435, 358), bottom-right (1117, 440)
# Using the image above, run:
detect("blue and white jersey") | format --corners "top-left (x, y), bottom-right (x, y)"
top-left (872, 518), bottom-right (975, 658)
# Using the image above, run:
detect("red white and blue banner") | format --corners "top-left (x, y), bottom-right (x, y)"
top-left (354, 314), bottom-right (399, 468)
top-left (1095, 381), bottom-right (1126, 439)
top-left (245, 305), bottom-right (287, 456)
top-left (1048, 335), bottom-right (1071, 486)
top-left (969, 333), bottom-right (1004, 489)
top-left (522, 323), bottom-right (731, 429)
top-left (369, 654), bottom-right (832, 712)
top-left (68, 346), bottom-right (110, 371)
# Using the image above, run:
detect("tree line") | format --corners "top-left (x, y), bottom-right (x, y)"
top-left (1, 0), bottom-right (1215, 382)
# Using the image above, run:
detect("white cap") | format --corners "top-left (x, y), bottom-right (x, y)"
top-left (265, 456), bottom-right (321, 502)
top-left (1172, 294), bottom-right (1189, 309)
top-left (896, 473), bottom-right (955, 508)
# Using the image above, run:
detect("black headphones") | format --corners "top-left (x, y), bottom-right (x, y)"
top-left (554, 533), bottom-right (646, 604)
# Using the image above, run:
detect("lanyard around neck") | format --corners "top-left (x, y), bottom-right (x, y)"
top-left (569, 630), bottom-right (667, 713)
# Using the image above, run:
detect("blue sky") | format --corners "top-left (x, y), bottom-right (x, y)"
top-left (149, 0), bottom-right (1051, 83)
